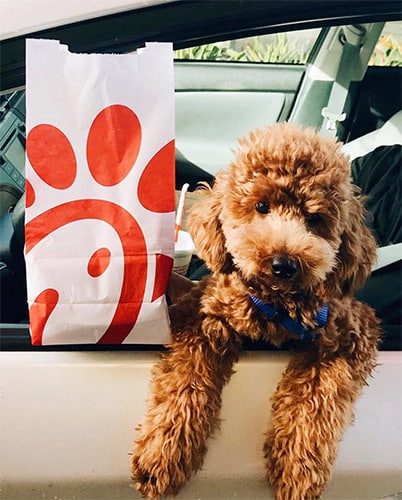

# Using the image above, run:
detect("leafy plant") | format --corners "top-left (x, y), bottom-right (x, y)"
top-left (369, 34), bottom-right (402, 66)
top-left (240, 34), bottom-right (309, 64)
top-left (174, 44), bottom-right (242, 61)
top-left (175, 31), bottom-right (402, 67)
top-left (174, 34), bottom-right (309, 64)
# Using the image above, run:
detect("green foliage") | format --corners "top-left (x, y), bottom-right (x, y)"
top-left (174, 33), bottom-right (309, 64)
top-left (241, 34), bottom-right (309, 64)
top-left (174, 44), bottom-right (242, 61)
top-left (369, 34), bottom-right (402, 67)
top-left (175, 31), bottom-right (402, 67)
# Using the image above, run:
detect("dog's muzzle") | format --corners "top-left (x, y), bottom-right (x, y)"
top-left (271, 255), bottom-right (298, 279)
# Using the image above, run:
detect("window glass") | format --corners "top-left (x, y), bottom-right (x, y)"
top-left (369, 21), bottom-right (402, 66)
top-left (174, 29), bottom-right (320, 64)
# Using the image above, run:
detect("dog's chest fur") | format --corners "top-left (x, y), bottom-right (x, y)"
top-left (173, 273), bottom-right (328, 347)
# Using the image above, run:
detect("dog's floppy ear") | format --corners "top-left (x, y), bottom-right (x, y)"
top-left (326, 190), bottom-right (377, 296)
top-left (187, 175), bottom-right (233, 274)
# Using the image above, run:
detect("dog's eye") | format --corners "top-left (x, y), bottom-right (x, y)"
top-left (255, 201), bottom-right (270, 214)
top-left (306, 213), bottom-right (323, 227)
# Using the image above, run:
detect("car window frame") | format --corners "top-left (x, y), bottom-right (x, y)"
top-left (0, 1), bottom-right (401, 351)
top-left (1, 0), bottom-right (401, 92)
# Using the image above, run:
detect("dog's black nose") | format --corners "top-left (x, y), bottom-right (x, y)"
top-left (271, 256), bottom-right (298, 279)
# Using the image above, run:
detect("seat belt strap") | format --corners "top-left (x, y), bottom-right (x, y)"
top-left (321, 26), bottom-right (366, 137)
top-left (372, 243), bottom-right (402, 272)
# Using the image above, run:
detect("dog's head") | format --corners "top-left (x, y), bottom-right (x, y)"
top-left (188, 123), bottom-right (377, 298)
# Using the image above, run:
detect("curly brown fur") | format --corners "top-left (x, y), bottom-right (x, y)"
top-left (131, 123), bottom-right (381, 499)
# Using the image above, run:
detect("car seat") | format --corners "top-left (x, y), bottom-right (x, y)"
top-left (342, 110), bottom-right (402, 350)
top-left (0, 192), bottom-right (28, 322)
top-left (342, 109), bottom-right (402, 161)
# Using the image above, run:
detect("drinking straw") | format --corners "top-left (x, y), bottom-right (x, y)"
top-left (174, 183), bottom-right (189, 242)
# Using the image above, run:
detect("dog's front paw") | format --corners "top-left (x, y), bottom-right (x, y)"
top-left (131, 424), bottom-right (192, 499)
top-left (131, 454), bottom-right (175, 499)
top-left (264, 431), bottom-right (327, 500)
top-left (131, 459), bottom-right (159, 499)
top-left (131, 452), bottom-right (188, 499)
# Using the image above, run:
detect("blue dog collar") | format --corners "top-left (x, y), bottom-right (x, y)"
top-left (249, 294), bottom-right (328, 342)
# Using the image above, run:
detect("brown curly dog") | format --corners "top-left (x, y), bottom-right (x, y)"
top-left (131, 123), bottom-right (381, 500)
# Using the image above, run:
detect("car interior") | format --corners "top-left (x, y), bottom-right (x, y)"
top-left (0, 19), bottom-right (400, 350)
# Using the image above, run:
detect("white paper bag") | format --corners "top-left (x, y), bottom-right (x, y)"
top-left (25, 39), bottom-right (175, 345)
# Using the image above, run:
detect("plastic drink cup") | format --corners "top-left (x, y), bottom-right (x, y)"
top-left (174, 230), bottom-right (195, 276)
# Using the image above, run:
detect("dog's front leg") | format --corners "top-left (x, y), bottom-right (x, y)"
top-left (131, 321), bottom-right (240, 499)
top-left (264, 337), bottom-right (378, 500)
top-left (264, 351), bottom-right (347, 500)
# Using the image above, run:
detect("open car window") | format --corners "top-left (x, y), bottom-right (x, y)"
top-left (174, 28), bottom-right (320, 64)
top-left (0, 17), bottom-right (401, 350)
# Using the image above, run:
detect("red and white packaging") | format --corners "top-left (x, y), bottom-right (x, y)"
top-left (25, 39), bottom-right (175, 345)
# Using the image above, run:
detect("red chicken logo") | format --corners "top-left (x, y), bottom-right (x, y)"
top-left (25, 104), bottom-right (174, 345)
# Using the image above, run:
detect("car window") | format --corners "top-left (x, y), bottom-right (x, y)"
top-left (174, 28), bottom-right (320, 64)
top-left (1, 19), bottom-right (401, 351)
top-left (173, 28), bottom-right (321, 175)
top-left (369, 21), bottom-right (402, 66)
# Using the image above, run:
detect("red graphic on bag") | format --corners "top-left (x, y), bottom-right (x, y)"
top-left (25, 104), bottom-right (174, 345)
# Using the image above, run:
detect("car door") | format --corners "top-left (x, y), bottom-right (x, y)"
top-left (1, 3), bottom-right (402, 499)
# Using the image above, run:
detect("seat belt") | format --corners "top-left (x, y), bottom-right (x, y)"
top-left (321, 25), bottom-right (367, 137)
top-left (372, 243), bottom-right (402, 272)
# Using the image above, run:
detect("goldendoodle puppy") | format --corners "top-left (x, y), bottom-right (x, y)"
top-left (131, 123), bottom-right (381, 500)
